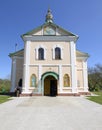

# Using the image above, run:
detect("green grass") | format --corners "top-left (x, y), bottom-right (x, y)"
top-left (87, 92), bottom-right (102, 105)
top-left (0, 95), bottom-right (11, 104)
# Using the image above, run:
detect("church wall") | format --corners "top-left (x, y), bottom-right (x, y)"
top-left (76, 60), bottom-right (83, 68)
top-left (77, 70), bottom-right (84, 88)
top-left (29, 65), bottom-right (59, 88)
top-left (27, 41), bottom-right (73, 93)
top-left (62, 89), bottom-right (72, 93)
top-left (76, 60), bottom-right (84, 91)
top-left (62, 66), bottom-right (71, 85)
top-left (15, 58), bottom-right (23, 87)
top-left (30, 41), bottom-right (71, 65)
top-left (29, 66), bottom-right (38, 86)
top-left (42, 66), bottom-right (59, 74)
top-left (28, 65), bottom-right (72, 92)
top-left (62, 66), bottom-right (72, 92)
top-left (29, 66), bottom-right (38, 92)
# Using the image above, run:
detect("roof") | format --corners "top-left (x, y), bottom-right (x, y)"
top-left (9, 9), bottom-right (88, 60)
top-left (9, 49), bottom-right (24, 57)
top-left (76, 50), bottom-right (89, 57)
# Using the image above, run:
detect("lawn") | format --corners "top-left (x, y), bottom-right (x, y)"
top-left (87, 92), bottom-right (102, 105)
top-left (0, 95), bottom-right (11, 104)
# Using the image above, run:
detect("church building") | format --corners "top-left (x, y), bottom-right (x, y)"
top-left (9, 9), bottom-right (89, 96)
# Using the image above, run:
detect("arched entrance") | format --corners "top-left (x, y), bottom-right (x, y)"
top-left (41, 72), bottom-right (59, 96)
top-left (44, 75), bottom-right (57, 96)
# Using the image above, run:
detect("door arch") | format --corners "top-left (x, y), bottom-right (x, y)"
top-left (41, 72), bottom-right (59, 96)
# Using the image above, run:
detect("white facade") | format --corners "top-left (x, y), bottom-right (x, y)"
top-left (9, 9), bottom-right (89, 96)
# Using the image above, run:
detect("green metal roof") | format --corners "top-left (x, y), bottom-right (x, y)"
top-left (9, 49), bottom-right (24, 57)
top-left (76, 50), bottom-right (89, 57)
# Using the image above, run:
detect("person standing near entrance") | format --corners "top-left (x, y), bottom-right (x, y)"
top-left (15, 79), bottom-right (22, 97)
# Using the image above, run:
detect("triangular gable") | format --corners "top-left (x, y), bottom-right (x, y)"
top-left (22, 25), bottom-right (42, 36)
top-left (21, 22), bottom-right (78, 37)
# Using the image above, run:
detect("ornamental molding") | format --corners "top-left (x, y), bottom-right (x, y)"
top-left (23, 36), bottom-right (77, 42)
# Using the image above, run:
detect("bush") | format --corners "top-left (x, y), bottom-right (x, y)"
top-left (0, 79), bottom-right (11, 93)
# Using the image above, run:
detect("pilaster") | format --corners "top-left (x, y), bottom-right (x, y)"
top-left (52, 47), bottom-right (55, 60)
top-left (70, 41), bottom-right (77, 93)
top-left (35, 48), bottom-right (38, 60)
top-left (38, 65), bottom-right (42, 93)
top-left (59, 65), bottom-right (63, 93)
top-left (83, 61), bottom-right (88, 92)
top-left (10, 57), bottom-right (16, 92)
top-left (22, 41), bottom-right (30, 93)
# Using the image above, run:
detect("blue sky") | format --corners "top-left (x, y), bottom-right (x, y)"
top-left (0, 0), bottom-right (102, 79)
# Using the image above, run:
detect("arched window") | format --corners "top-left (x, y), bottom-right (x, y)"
top-left (52, 45), bottom-right (63, 60)
top-left (38, 48), bottom-right (44, 60)
top-left (64, 74), bottom-right (70, 87)
top-left (30, 74), bottom-right (36, 87)
top-left (35, 45), bottom-right (46, 60)
top-left (55, 47), bottom-right (61, 59)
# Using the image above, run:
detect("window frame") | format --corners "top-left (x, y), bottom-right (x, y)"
top-left (63, 74), bottom-right (70, 87)
top-left (38, 48), bottom-right (44, 60)
top-left (30, 74), bottom-right (36, 87)
top-left (35, 45), bottom-right (47, 60)
top-left (52, 45), bottom-right (63, 60)
top-left (55, 47), bottom-right (61, 60)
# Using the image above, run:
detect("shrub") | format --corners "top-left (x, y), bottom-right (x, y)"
top-left (0, 79), bottom-right (11, 93)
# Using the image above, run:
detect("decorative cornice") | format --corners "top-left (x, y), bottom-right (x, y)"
top-left (22, 35), bottom-right (78, 43)
top-left (23, 64), bottom-right (71, 67)
top-left (76, 57), bottom-right (89, 61)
